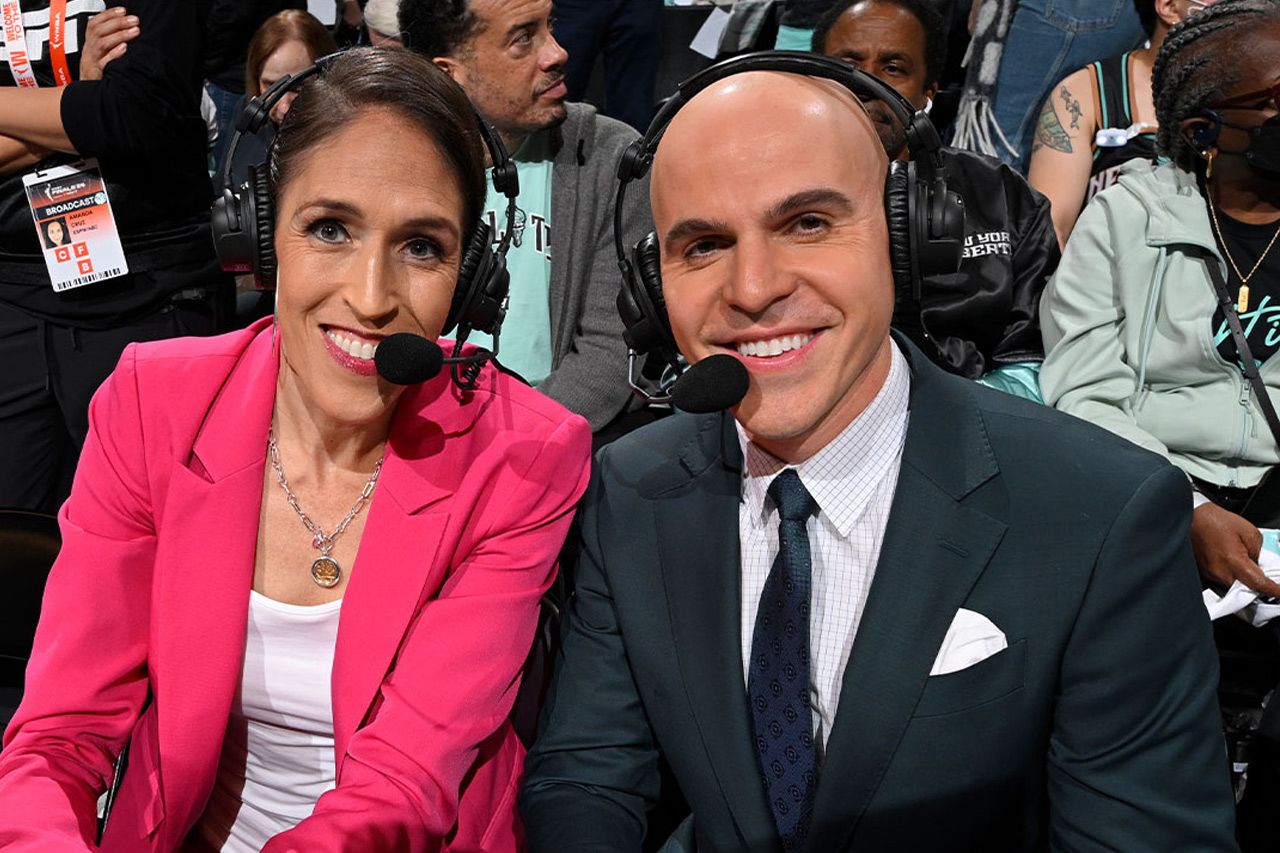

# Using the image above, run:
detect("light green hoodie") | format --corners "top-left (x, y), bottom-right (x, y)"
top-left (1040, 159), bottom-right (1279, 488)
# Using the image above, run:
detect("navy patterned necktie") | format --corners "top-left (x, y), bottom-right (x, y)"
top-left (748, 468), bottom-right (819, 852)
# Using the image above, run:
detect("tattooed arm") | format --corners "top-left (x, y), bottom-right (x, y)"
top-left (1027, 68), bottom-right (1097, 249)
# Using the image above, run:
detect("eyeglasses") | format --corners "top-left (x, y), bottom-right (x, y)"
top-left (1210, 81), bottom-right (1280, 114)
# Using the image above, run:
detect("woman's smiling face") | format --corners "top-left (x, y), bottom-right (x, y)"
top-left (272, 106), bottom-right (467, 428)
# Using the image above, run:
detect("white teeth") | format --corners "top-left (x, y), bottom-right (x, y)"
top-left (736, 333), bottom-right (813, 358)
top-left (325, 329), bottom-right (378, 361)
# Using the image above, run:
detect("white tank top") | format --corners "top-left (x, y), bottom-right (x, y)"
top-left (192, 591), bottom-right (342, 851)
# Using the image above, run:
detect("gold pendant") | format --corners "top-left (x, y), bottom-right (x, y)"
top-left (311, 556), bottom-right (341, 588)
top-left (1239, 284), bottom-right (1251, 314)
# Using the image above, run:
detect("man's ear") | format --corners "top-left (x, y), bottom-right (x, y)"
top-left (925, 82), bottom-right (940, 105)
top-left (433, 55), bottom-right (462, 83)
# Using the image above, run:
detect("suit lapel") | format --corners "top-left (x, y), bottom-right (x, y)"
top-left (655, 414), bottom-right (778, 847)
top-left (805, 343), bottom-right (1008, 852)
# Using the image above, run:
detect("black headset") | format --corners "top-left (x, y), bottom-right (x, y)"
top-left (614, 51), bottom-right (965, 384)
top-left (210, 52), bottom-right (521, 345)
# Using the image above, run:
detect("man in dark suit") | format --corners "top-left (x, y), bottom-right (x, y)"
top-left (520, 68), bottom-right (1237, 852)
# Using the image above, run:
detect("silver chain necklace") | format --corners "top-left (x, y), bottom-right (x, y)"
top-left (267, 428), bottom-right (384, 588)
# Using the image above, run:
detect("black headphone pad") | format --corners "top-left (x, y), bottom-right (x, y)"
top-left (248, 164), bottom-right (276, 288)
top-left (883, 160), bottom-right (915, 304)
top-left (621, 232), bottom-right (679, 358)
top-left (446, 220), bottom-right (509, 337)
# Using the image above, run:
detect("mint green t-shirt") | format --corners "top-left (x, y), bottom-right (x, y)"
top-left (468, 135), bottom-right (555, 386)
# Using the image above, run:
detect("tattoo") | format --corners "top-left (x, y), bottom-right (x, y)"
top-left (1033, 94), bottom-right (1073, 154)
top-left (1058, 85), bottom-right (1083, 130)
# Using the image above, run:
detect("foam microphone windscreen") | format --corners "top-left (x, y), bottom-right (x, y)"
top-left (374, 333), bottom-right (444, 385)
top-left (669, 354), bottom-right (750, 413)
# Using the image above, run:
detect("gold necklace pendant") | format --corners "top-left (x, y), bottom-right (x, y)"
top-left (311, 556), bottom-right (342, 588)
top-left (1239, 284), bottom-right (1251, 314)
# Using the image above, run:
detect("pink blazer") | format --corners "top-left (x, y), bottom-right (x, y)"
top-left (0, 319), bottom-right (592, 852)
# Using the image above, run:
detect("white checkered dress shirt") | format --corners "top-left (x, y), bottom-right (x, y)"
top-left (737, 342), bottom-right (910, 756)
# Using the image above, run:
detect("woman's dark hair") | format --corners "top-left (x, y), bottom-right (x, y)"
top-left (271, 47), bottom-right (487, 237)
top-left (1153, 0), bottom-right (1280, 171)
top-left (245, 10), bottom-right (338, 97)
top-left (399, 0), bottom-right (481, 59)
top-left (811, 0), bottom-right (947, 89)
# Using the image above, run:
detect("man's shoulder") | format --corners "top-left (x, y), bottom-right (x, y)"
top-left (595, 411), bottom-right (722, 492)
top-left (562, 102), bottom-right (642, 161)
top-left (965, 380), bottom-right (1178, 503)
top-left (940, 146), bottom-right (1045, 205)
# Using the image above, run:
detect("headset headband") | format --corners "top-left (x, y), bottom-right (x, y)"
top-left (222, 50), bottom-right (521, 253)
top-left (613, 50), bottom-right (947, 282)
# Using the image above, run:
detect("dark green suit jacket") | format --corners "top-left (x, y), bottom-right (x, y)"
top-left (521, 341), bottom-right (1237, 852)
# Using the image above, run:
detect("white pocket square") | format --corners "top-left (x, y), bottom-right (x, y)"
top-left (929, 608), bottom-right (1008, 676)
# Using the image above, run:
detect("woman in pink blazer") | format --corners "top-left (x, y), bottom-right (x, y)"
top-left (0, 49), bottom-right (590, 851)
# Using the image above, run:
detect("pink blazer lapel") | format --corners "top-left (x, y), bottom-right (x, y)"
top-left (330, 370), bottom-right (486, 773)
top-left (150, 324), bottom-right (278, 819)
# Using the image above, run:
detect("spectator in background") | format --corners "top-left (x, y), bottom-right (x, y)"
top-left (1027, 0), bottom-right (1204, 248)
top-left (204, 1), bottom-right (306, 179)
top-left (0, 2), bottom-right (231, 514)
top-left (552, 0), bottom-right (663, 132)
top-left (401, 0), bottom-right (652, 439)
top-left (363, 0), bottom-right (404, 45)
top-left (222, 11), bottom-right (339, 193)
top-left (954, 0), bottom-right (1144, 171)
top-left (1039, 6), bottom-right (1280, 842)
top-left (1041, 0), bottom-right (1280, 600)
top-left (815, 0), bottom-right (1059, 399)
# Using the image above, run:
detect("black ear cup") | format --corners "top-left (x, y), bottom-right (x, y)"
top-left (248, 164), bottom-right (276, 288)
top-left (884, 160), bottom-right (915, 301)
top-left (210, 186), bottom-right (254, 275)
top-left (913, 168), bottom-right (965, 285)
top-left (618, 232), bottom-right (679, 361)
top-left (209, 165), bottom-right (277, 288)
top-left (445, 220), bottom-right (509, 337)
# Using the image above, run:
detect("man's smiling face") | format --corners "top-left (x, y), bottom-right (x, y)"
top-left (651, 72), bottom-right (896, 463)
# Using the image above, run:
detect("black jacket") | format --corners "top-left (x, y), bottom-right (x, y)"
top-left (0, 0), bottom-right (223, 325)
top-left (901, 146), bottom-right (1060, 380)
top-left (521, 336), bottom-right (1236, 852)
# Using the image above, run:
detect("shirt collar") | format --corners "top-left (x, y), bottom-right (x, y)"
top-left (736, 341), bottom-right (911, 537)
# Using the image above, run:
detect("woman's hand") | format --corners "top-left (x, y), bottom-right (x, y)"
top-left (80, 7), bottom-right (140, 81)
top-left (1191, 502), bottom-right (1280, 596)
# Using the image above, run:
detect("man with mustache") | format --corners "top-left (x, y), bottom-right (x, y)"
top-left (401, 0), bottom-right (653, 441)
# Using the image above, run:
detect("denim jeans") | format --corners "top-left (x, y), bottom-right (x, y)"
top-left (991, 0), bottom-right (1143, 171)
top-left (205, 81), bottom-right (244, 185)
top-left (555, 0), bottom-right (664, 132)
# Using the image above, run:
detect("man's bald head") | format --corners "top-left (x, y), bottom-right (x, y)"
top-left (647, 70), bottom-right (899, 463)
top-left (651, 72), bottom-right (888, 234)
